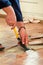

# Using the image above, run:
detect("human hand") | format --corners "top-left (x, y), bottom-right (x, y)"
top-left (6, 13), bottom-right (16, 27)
top-left (19, 28), bottom-right (29, 45)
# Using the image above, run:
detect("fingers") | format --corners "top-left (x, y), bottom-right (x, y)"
top-left (11, 24), bottom-right (16, 29)
top-left (22, 34), bottom-right (25, 44)
top-left (19, 28), bottom-right (29, 45)
top-left (21, 34), bottom-right (29, 45)
top-left (6, 13), bottom-right (16, 26)
top-left (25, 34), bottom-right (29, 45)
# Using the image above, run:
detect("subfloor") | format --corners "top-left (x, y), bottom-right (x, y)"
top-left (0, 18), bottom-right (43, 65)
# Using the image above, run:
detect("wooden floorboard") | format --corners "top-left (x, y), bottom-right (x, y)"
top-left (0, 48), bottom-right (43, 65)
top-left (0, 18), bottom-right (43, 65)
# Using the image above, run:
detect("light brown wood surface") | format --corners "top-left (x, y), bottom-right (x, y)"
top-left (0, 48), bottom-right (43, 65)
top-left (0, 18), bottom-right (43, 65)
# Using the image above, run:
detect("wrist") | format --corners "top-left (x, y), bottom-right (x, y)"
top-left (19, 26), bottom-right (26, 32)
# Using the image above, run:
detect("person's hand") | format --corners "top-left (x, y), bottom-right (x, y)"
top-left (19, 28), bottom-right (29, 45)
top-left (6, 13), bottom-right (16, 27)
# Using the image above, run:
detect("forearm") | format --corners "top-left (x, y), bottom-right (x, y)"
top-left (2, 6), bottom-right (15, 15)
top-left (2, 6), bottom-right (17, 26)
top-left (2, 6), bottom-right (25, 29)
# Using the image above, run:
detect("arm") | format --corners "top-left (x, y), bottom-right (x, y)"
top-left (3, 6), bottom-right (28, 45)
top-left (2, 6), bottom-right (16, 26)
top-left (1, 0), bottom-right (28, 45)
top-left (0, 0), bottom-right (16, 26)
